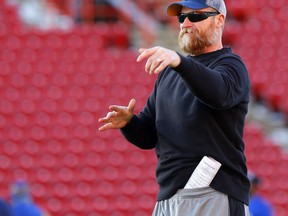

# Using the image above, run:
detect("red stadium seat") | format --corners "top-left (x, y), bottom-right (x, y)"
top-left (263, 81), bottom-right (286, 110)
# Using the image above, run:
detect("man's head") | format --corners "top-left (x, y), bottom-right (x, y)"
top-left (167, 0), bottom-right (226, 55)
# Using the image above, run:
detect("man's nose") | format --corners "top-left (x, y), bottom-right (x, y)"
top-left (181, 17), bottom-right (194, 28)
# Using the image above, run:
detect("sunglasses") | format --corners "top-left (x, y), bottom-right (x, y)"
top-left (177, 11), bottom-right (219, 23)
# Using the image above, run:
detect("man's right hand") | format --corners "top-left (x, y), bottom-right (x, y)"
top-left (98, 99), bottom-right (136, 131)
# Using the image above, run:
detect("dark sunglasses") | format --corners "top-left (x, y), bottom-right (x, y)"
top-left (177, 11), bottom-right (219, 23)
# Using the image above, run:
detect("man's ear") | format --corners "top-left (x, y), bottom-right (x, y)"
top-left (217, 14), bottom-right (225, 28)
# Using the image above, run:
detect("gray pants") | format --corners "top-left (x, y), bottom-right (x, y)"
top-left (152, 187), bottom-right (250, 216)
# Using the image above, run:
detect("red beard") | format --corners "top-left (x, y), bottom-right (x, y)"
top-left (178, 22), bottom-right (217, 55)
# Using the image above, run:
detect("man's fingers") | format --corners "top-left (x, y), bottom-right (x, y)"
top-left (98, 117), bottom-right (105, 123)
top-left (98, 111), bottom-right (116, 123)
top-left (109, 99), bottom-right (135, 113)
top-left (138, 47), bottom-right (168, 74)
top-left (138, 48), bottom-right (146, 54)
top-left (127, 99), bottom-right (136, 112)
top-left (110, 105), bottom-right (125, 113)
top-left (137, 46), bottom-right (181, 74)
top-left (104, 111), bottom-right (117, 119)
top-left (144, 56), bottom-right (161, 74)
top-left (137, 47), bottom-right (158, 62)
top-left (146, 58), bottom-right (168, 75)
top-left (154, 60), bottom-right (167, 74)
top-left (98, 122), bottom-right (113, 131)
top-left (137, 48), bottom-right (147, 62)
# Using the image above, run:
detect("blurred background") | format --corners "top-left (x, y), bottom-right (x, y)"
top-left (0, 0), bottom-right (288, 215)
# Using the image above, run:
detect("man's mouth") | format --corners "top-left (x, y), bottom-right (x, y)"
top-left (181, 28), bottom-right (194, 34)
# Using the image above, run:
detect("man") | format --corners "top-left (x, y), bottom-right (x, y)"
top-left (249, 172), bottom-right (274, 216)
top-left (99, 0), bottom-right (251, 215)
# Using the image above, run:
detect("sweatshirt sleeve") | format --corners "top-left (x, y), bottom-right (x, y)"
top-left (120, 85), bottom-right (158, 150)
top-left (174, 53), bottom-right (250, 109)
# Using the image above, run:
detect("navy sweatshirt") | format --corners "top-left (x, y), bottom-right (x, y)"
top-left (121, 48), bottom-right (251, 205)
